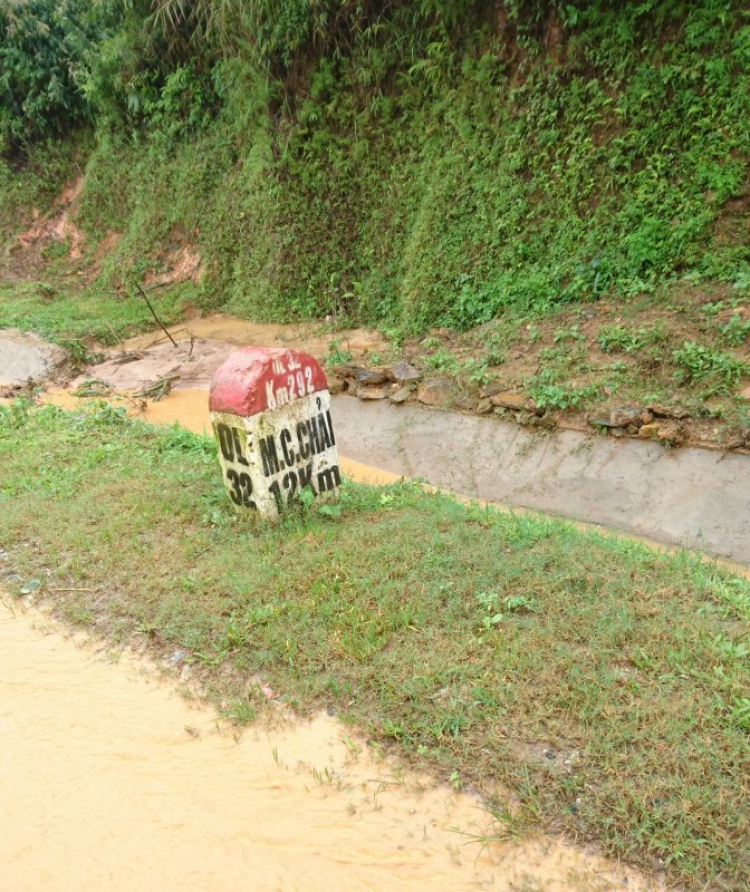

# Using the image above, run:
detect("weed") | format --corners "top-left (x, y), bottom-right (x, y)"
top-left (719, 313), bottom-right (750, 348)
top-left (424, 348), bottom-right (458, 374)
top-left (597, 325), bottom-right (646, 354)
top-left (462, 357), bottom-right (490, 387)
top-left (527, 369), bottom-right (599, 411)
top-left (553, 325), bottom-right (584, 345)
top-left (672, 342), bottom-right (748, 392)
top-left (326, 340), bottom-right (353, 367)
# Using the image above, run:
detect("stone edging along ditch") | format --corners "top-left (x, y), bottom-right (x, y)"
top-left (328, 359), bottom-right (750, 453)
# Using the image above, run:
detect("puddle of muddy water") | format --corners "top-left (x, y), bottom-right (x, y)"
top-left (0, 597), bottom-right (661, 892)
top-left (61, 315), bottom-right (387, 394)
top-left (120, 314), bottom-right (387, 360)
top-left (44, 387), bottom-right (405, 488)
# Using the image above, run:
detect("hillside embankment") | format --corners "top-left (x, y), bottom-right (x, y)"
top-left (2, 2), bottom-right (750, 447)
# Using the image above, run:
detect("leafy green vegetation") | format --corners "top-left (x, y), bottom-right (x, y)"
top-left (0, 0), bottom-right (103, 153)
top-left (672, 341), bottom-right (748, 393)
top-left (1, 403), bottom-right (749, 890)
top-left (3, 1), bottom-right (750, 335)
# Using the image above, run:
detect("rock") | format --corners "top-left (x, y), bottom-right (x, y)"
top-left (641, 420), bottom-right (685, 445)
top-left (454, 393), bottom-right (477, 412)
top-left (356, 368), bottom-right (389, 386)
top-left (490, 391), bottom-right (538, 413)
top-left (331, 363), bottom-right (364, 378)
top-left (739, 386), bottom-right (750, 401)
top-left (654, 420), bottom-right (686, 446)
top-left (417, 378), bottom-right (454, 407)
top-left (389, 360), bottom-right (421, 383)
top-left (326, 375), bottom-right (347, 395)
top-left (591, 406), bottom-right (652, 430)
top-left (479, 383), bottom-right (503, 399)
top-left (647, 403), bottom-right (690, 420)
top-left (357, 387), bottom-right (387, 400)
top-left (476, 397), bottom-right (493, 414)
top-left (389, 386), bottom-right (412, 404)
top-left (609, 406), bottom-right (650, 428)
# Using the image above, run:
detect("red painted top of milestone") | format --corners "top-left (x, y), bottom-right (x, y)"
top-left (209, 347), bottom-right (328, 417)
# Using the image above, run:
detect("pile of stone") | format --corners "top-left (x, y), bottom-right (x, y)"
top-left (589, 404), bottom-right (689, 445)
top-left (327, 361), bottom-right (423, 404)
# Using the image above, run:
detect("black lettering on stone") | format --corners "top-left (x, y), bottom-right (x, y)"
top-left (316, 465), bottom-right (341, 493)
top-left (297, 462), bottom-right (313, 492)
top-left (296, 421), bottom-right (310, 459)
top-left (259, 435), bottom-right (281, 477)
top-left (268, 479), bottom-right (283, 509)
top-left (308, 417), bottom-right (321, 455)
top-left (279, 428), bottom-right (295, 467)
top-left (226, 468), bottom-right (242, 504)
top-left (238, 472), bottom-right (255, 508)
top-left (318, 414), bottom-right (332, 451)
top-left (326, 410), bottom-right (336, 447)
top-left (282, 471), bottom-right (298, 499)
top-left (217, 424), bottom-right (235, 462)
top-left (232, 427), bottom-right (249, 466)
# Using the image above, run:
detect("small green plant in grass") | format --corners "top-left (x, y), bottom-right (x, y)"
top-left (476, 590), bottom-right (503, 630)
top-left (731, 697), bottom-right (750, 732)
top-left (553, 325), bottom-right (584, 345)
top-left (719, 314), bottom-right (750, 348)
top-left (672, 342), bottom-right (748, 391)
top-left (503, 595), bottom-right (537, 614)
top-left (424, 347), bottom-right (458, 374)
top-left (326, 340), bottom-right (353, 367)
top-left (40, 238), bottom-right (70, 260)
top-left (597, 325), bottom-right (646, 354)
top-left (462, 357), bottom-right (490, 387)
top-left (222, 695), bottom-right (258, 725)
top-left (527, 369), bottom-right (599, 411)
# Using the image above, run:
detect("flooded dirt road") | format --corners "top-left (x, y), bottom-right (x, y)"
top-left (0, 599), bottom-right (662, 892)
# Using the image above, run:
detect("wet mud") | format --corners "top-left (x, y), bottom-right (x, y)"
top-left (0, 598), bottom-right (665, 892)
top-left (0, 328), bottom-right (65, 387)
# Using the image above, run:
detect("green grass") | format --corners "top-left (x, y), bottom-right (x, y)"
top-left (1, 402), bottom-right (749, 890)
top-left (0, 280), bottom-right (189, 348)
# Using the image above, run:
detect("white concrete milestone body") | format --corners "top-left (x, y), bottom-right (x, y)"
top-left (209, 347), bottom-right (340, 519)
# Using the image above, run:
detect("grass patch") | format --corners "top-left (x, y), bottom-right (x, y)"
top-left (0, 280), bottom-right (188, 347)
top-left (1, 404), bottom-right (749, 887)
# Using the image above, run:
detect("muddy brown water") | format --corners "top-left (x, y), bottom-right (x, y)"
top-left (0, 600), bottom-right (663, 891)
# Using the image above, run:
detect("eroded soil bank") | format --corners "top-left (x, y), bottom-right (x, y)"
top-left (0, 597), bottom-right (663, 892)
